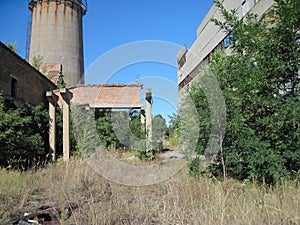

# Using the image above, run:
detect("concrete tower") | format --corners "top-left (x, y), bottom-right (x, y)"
top-left (28, 0), bottom-right (87, 86)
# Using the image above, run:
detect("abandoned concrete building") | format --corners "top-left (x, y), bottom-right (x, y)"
top-left (0, 0), bottom-right (153, 161)
top-left (46, 84), bottom-right (151, 161)
top-left (2, 0), bottom-right (275, 161)
top-left (177, 0), bottom-right (275, 101)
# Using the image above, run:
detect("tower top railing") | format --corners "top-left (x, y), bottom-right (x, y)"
top-left (28, 0), bottom-right (88, 15)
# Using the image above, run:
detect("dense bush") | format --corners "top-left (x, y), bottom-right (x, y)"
top-left (94, 109), bottom-right (145, 149)
top-left (0, 93), bottom-right (49, 169)
top-left (188, 0), bottom-right (300, 183)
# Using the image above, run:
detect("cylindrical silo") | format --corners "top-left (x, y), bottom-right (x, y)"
top-left (28, 0), bottom-right (87, 86)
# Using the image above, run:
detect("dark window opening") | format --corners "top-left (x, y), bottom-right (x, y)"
top-left (11, 77), bottom-right (17, 97)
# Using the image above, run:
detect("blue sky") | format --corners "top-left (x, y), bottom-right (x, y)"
top-left (0, 0), bottom-right (213, 122)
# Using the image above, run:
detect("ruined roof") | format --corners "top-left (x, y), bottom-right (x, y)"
top-left (67, 83), bottom-right (142, 90)
top-left (54, 84), bottom-right (143, 109)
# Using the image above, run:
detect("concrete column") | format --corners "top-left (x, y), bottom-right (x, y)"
top-left (141, 107), bottom-right (145, 125)
top-left (46, 91), bottom-right (58, 161)
top-left (145, 89), bottom-right (152, 151)
top-left (140, 107), bottom-right (146, 139)
top-left (60, 88), bottom-right (73, 161)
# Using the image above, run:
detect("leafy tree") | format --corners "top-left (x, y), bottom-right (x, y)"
top-left (135, 114), bottom-right (168, 160)
top-left (166, 113), bottom-right (181, 148)
top-left (111, 110), bottom-right (134, 148)
top-left (128, 110), bottom-right (146, 149)
top-left (0, 93), bottom-right (49, 169)
top-left (167, 113), bottom-right (180, 137)
top-left (55, 106), bottom-right (64, 156)
top-left (31, 55), bottom-right (44, 71)
top-left (53, 106), bottom-right (93, 158)
top-left (152, 114), bottom-right (167, 151)
top-left (70, 106), bottom-right (100, 157)
top-left (128, 110), bottom-right (144, 138)
top-left (95, 109), bottom-right (125, 149)
top-left (56, 72), bottom-right (66, 88)
top-left (188, 0), bottom-right (300, 183)
top-left (60, 108), bottom-right (146, 158)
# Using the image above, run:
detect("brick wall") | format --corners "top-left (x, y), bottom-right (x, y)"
top-left (0, 42), bottom-right (56, 106)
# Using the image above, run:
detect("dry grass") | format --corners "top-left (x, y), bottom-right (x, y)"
top-left (0, 158), bottom-right (299, 225)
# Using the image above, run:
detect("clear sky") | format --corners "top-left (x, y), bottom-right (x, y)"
top-left (0, 0), bottom-right (214, 122)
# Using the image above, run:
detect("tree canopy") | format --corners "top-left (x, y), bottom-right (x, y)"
top-left (188, 0), bottom-right (300, 183)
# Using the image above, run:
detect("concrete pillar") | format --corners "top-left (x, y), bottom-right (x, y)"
top-left (145, 89), bottom-right (152, 151)
top-left (141, 107), bottom-right (145, 125)
top-left (140, 107), bottom-right (146, 140)
top-left (46, 91), bottom-right (58, 161)
top-left (60, 88), bottom-right (73, 161)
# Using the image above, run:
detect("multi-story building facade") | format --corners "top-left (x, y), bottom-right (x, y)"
top-left (177, 0), bottom-right (274, 101)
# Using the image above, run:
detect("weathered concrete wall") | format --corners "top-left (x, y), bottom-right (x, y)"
top-left (53, 84), bottom-right (144, 108)
top-left (0, 42), bottom-right (56, 106)
top-left (29, 0), bottom-right (85, 86)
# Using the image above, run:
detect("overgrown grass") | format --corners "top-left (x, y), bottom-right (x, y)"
top-left (0, 158), bottom-right (299, 224)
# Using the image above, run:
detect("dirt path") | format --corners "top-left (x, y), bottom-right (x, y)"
top-left (158, 149), bottom-right (185, 160)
